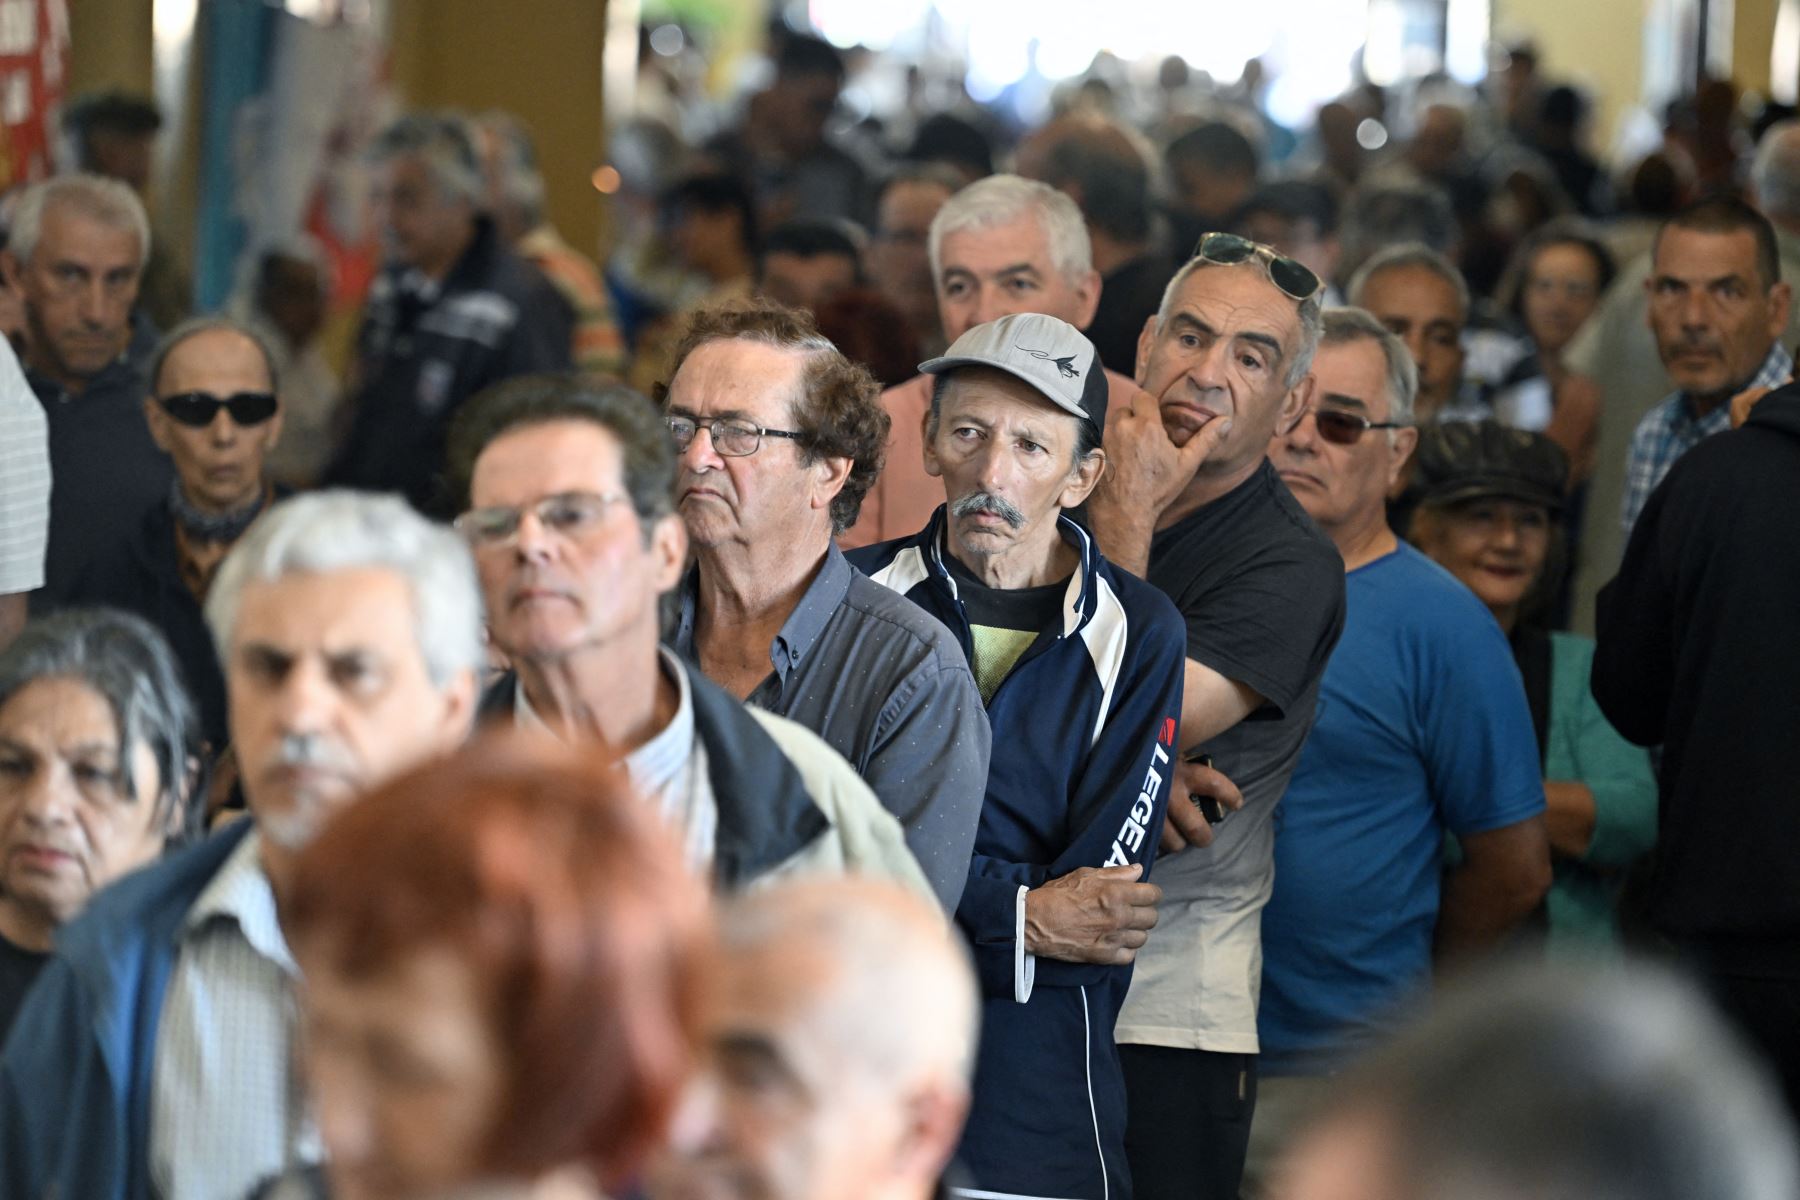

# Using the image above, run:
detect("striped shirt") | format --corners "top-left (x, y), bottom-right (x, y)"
top-left (0, 339), bottom-right (48, 594)
top-left (1621, 343), bottom-right (1793, 539)
top-left (152, 829), bottom-right (321, 1199)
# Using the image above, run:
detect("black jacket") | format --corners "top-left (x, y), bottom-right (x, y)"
top-left (479, 663), bottom-right (829, 890)
top-left (328, 218), bottom-right (573, 513)
top-left (1592, 387), bottom-right (1800, 966)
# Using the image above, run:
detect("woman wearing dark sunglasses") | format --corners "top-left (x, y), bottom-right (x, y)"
top-left (1409, 422), bottom-right (1655, 953)
top-left (59, 317), bottom-right (287, 764)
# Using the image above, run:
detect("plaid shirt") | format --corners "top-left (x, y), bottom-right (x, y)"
top-left (1621, 343), bottom-right (1793, 538)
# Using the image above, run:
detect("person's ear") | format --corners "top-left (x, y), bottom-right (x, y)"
top-left (1768, 280), bottom-right (1793, 342)
top-left (439, 667), bottom-right (480, 744)
top-left (1072, 268), bottom-right (1102, 330)
top-left (143, 396), bottom-right (173, 453)
top-left (1280, 371), bottom-right (1317, 433)
top-left (1060, 447), bottom-right (1105, 509)
top-left (811, 453), bottom-right (853, 514)
top-left (1134, 313), bottom-right (1158, 387)
top-left (921, 411), bottom-right (945, 479)
top-left (888, 1080), bottom-right (971, 1190)
top-left (262, 402), bottom-right (285, 454)
top-left (650, 511), bottom-right (689, 591)
top-left (1387, 426), bottom-right (1419, 490)
top-left (0, 249), bottom-right (20, 292)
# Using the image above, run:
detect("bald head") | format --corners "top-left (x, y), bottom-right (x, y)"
top-left (654, 879), bottom-right (977, 1200)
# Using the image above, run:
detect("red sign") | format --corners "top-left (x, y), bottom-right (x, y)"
top-left (0, 0), bottom-right (68, 190)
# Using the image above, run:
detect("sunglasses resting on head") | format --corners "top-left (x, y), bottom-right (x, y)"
top-left (1192, 232), bottom-right (1323, 302)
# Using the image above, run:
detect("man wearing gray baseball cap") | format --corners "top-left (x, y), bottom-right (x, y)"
top-left (849, 311), bottom-right (1191, 1200)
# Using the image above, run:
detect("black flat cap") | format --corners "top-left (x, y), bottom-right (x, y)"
top-left (1414, 420), bottom-right (1569, 512)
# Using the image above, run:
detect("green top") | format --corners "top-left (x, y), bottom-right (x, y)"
top-left (1543, 631), bottom-right (1659, 953)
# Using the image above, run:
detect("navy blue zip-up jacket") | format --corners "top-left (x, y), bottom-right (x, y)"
top-left (850, 507), bottom-right (1185, 1200)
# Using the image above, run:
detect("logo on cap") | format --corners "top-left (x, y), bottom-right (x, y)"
top-left (1017, 346), bottom-right (1082, 378)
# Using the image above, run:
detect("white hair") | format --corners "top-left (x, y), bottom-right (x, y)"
top-left (1347, 241), bottom-right (1472, 325)
top-left (8, 173), bottom-right (150, 271)
top-left (205, 490), bottom-right (485, 690)
top-left (928, 173), bottom-right (1092, 287)
top-left (1752, 118), bottom-right (1800, 222)
top-left (1320, 305), bottom-right (1419, 427)
top-left (367, 112), bottom-right (486, 209)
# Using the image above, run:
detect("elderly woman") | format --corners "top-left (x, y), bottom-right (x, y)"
top-left (1409, 423), bottom-right (1657, 951)
top-left (0, 609), bottom-right (200, 1036)
top-left (268, 737), bottom-right (710, 1200)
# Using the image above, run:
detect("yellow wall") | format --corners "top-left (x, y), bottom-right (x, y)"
top-left (1735, 0), bottom-right (1782, 96)
top-left (1492, 0), bottom-right (1648, 153)
top-left (68, 0), bottom-right (154, 97)
top-left (387, 0), bottom-right (608, 256)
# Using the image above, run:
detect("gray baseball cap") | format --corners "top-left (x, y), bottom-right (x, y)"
top-left (919, 312), bottom-right (1109, 432)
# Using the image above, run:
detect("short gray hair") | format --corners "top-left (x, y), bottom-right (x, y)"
top-left (0, 608), bottom-right (201, 842)
top-left (1348, 242), bottom-right (1471, 325)
top-left (205, 491), bottom-right (484, 690)
top-left (1155, 256), bottom-right (1324, 389)
top-left (367, 112), bottom-right (486, 209)
top-left (1319, 306), bottom-right (1418, 427)
top-left (928, 174), bottom-right (1092, 288)
top-left (147, 315), bottom-right (281, 395)
top-left (473, 110), bottom-right (546, 229)
top-left (1752, 118), bottom-right (1800, 222)
top-left (1312, 960), bottom-right (1799, 1200)
top-left (8, 173), bottom-right (150, 271)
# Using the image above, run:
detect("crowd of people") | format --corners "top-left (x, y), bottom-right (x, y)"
top-left (0, 23), bottom-right (1797, 1200)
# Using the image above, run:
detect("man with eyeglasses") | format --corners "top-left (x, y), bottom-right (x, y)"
top-left (1243, 307), bottom-right (1550, 1193)
top-left (659, 299), bottom-right (988, 911)
top-left (849, 312), bottom-right (1188, 1200)
top-left (1084, 233), bottom-right (1346, 1200)
top-left (62, 317), bottom-right (286, 755)
top-left (2, 174), bottom-right (171, 610)
top-left (446, 372), bottom-right (932, 896)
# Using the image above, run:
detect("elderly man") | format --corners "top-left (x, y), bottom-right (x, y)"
top-left (2, 173), bottom-right (170, 608)
top-left (0, 490), bottom-right (482, 1200)
top-left (448, 374), bottom-right (929, 894)
top-left (1083, 233), bottom-right (1346, 1200)
top-left (65, 316), bottom-right (286, 754)
top-left (653, 878), bottom-right (978, 1200)
top-left (1619, 196), bottom-right (1792, 539)
top-left (868, 166), bottom-right (960, 357)
top-left (851, 313), bottom-right (1187, 1200)
top-left (328, 112), bottom-right (572, 511)
top-left (1348, 242), bottom-right (1475, 425)
top-left (1246, 309), bottom-right (1551, 1189)
top-left (662, 301), bottom-right (987, 909)
top-left (842, 174), bottom-right (1146, 548)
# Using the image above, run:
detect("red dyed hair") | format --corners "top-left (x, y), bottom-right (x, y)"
top-left (282, 734), bottom-right (711, 1190)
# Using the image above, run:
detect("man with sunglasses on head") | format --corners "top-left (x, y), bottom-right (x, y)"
top-left (660, 299), bottom-right (988, 912)
top-left (1084, 232), bottom-right (1346, 1200)
top-left (62, 316), bottom-right (287, 754)
top-left (4, 175), bottom-right (171, 611)
top-left (1244, 308), bottom-right (1549, 1193)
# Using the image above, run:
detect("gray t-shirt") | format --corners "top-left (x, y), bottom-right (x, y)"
top-left (1116, 459), bottom-right (1346, 1053)
top-left (673, 542), bottom-right (990, 911)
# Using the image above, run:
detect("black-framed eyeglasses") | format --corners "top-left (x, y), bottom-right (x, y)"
top-left (156, 390), bottom-right (279, 429)
top-left (666, 414), bottom-right (807, 458)
top-left (1192, 232), bottom-right (1323, 302)
top-left (1311, 408), bottom-right (1411, 446)
top-left (454, 490), bottom-right (630, 548)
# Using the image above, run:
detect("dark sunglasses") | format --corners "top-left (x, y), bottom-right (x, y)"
top-left (1312, 408), bottom-right (1410, 445)
top-left (156, 390), bottom-right (279, 428)
top-left (1193, 232), bottom-right (1323, 302)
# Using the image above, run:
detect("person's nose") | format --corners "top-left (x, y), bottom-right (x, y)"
top-left (1184, 336), bottom-right (1233, 392)
top-left (1282, 408), bottom-right (1322, 456)
top-left (272, 658), bottom-right (339, 737)
top-left (17, 765), bottom-right (77, 831)
top-left (969, 283), bottom-right (1013, 329)
top-left (208, 408), bottom-right (238, 448)
top-left (679, 422), bottom-right (726, 475)
top-left (511, 508), bottom-right (557, 565)
top-left (1492, 513), bottom-right (1523, 550)
top-left (972, 437), bottom-right (1012, 494)
top-left (1678, 288), bottom-right (1713, 334)
top-left (76, 278), bottom-right (111, 329)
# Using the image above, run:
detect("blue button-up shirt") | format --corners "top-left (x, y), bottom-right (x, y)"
top-left (1622, 342), bottom-right (1793, 538)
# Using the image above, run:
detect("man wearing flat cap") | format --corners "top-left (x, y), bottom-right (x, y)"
top-left (1246, 308), bottom-right (1551, 1187)
top-left (850, 312), bottom-right (1187, 1200)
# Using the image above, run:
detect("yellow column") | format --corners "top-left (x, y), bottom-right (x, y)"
top-left (67, 0), bottom-right (155, 97)
top-left (1492, 0), bottom-right (1649, 153)
top-left (387, 0), bottom-right (606, 256)
top-left (1735, 0), bottom-right (1781, 95)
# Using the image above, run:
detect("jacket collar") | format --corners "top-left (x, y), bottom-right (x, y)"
top-left (913, 504), bottom-right (1099, 640)
top-left (476, 666), bottom-right (827, 889)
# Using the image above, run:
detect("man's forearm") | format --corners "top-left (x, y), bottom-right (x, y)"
top-left (1087, 497), bottom-right (1154, 578)
top-left (0, 593), bottom-right (25, 651)
top-left (1435, 846), bottom-right (1552, 963)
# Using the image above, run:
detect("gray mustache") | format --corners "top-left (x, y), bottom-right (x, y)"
top-left (951, 491), bottom-right (1026, 529)
top-left (273, 733), bottom-right (356, 772)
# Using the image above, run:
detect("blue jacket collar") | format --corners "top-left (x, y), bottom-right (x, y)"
top-left (914, 504), bottom-right (1099, 641)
